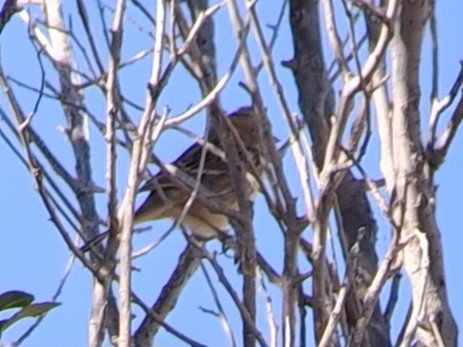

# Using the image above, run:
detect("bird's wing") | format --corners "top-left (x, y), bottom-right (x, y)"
top-left (139, 143), bottom-right (201, 192)
top-left (139, 142), bottom-right (229, 192)
top-left (135, 142), bottom-right (230, 223)
top-left (175, 143), bottom-right (228, 176)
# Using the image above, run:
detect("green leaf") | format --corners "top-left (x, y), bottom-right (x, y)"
top-left (0, 302), bottom-right (60, 334)
top-left (14, 302), bottom-right (60, 318)
top-left (0, 291), bottom-right (34, 312)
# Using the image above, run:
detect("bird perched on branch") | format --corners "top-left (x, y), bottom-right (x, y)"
top-left (81, 107), bottom-right (265, 251)
top-left (135, 107), bottom-right (265, 240)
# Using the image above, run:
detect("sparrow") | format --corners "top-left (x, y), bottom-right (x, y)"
top-left (81, 107), bottom-right (265, 251)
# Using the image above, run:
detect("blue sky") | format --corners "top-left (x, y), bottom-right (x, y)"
top-left (1, 1), bottom-right (462, 346)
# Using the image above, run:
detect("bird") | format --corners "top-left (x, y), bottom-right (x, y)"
top-left (81, 107), bottom-right (265, 252)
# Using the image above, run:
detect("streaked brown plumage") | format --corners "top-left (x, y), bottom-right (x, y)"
top-left (134, 107), bottom-right (264, 239)
top-left (81, 107), bottom-right (263, 252)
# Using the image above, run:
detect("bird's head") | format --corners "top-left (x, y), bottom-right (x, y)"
top-left (227, 107), bottom-right (259, 145)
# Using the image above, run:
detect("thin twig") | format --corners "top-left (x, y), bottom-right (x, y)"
top-left (200, 262), bottom-right (237, 347)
